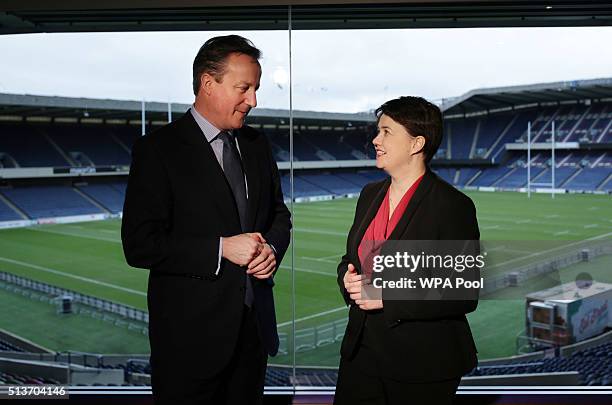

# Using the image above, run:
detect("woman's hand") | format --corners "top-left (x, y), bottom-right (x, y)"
top-left (343, 263), bottom-right (383, 311)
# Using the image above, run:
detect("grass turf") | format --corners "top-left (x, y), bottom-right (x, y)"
top-left (0, 190), bottom-right (610, 366)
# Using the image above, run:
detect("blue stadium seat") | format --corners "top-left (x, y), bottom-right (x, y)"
top-left (1, 186), bottom-right (104, 219)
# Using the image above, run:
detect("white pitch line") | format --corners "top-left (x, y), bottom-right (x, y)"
top-left (482, 245), bottom-right (508, 252)
top-left (279, 265), bottom-right (335, 277)
top-left (316, 253), bottom-right (344, 261)
top-left (584, 224), bottom-right (599, 228)
top-left (0, 256), bottom-right (146, 296)
top-left (26, 227), bottom-right (337, 278)
top-left (277, 306), bottom-right (348, 328)
top-left (515, 219), bottom-right (532, 224)
top-left (503, 248), bottom-right (534, 255)
top-left (294, 227), bottom-right (347, 236)
top-left (300, 256), bottom-right (338, 264)
top-left (28, 227), bottom-right (343, 268)
top-left (34, 225), bottom-right (349, 242)
top-left (485, 247), bottom-right (535, 255)
top-left (297, 205), bottom-right (354, 212)
top-left (554, 230), bottom-right (570, 236)
top-left (544, 214), bottom-right (560, 218)
top-left (27, 227), bottom-right (120, 244)
top-left (484, 245), bottom-right (532, 254)
top-left (478, 216), bottom-right (555, 225)
top-left (487, 231), bottom-right (612, 270)
top-left (300, 253), bottom-right (343, 264)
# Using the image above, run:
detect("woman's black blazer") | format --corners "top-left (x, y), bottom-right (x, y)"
top-left (337, 169), bottom-right (480, 382)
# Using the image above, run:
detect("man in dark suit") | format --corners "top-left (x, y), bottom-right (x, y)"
top-left (121, 35), bottom-right (291, 405)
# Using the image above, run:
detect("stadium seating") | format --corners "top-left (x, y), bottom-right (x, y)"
top-left (334, 172), bottom-right (375, 188)
top-left (489, 110), bottom-right (540, 161)
top-left (0, 338), bottom-right (24, 352)
top-left (0, 371), bottom-right (60, 385)
top-left (1, 185), bottom-right (104, 219)
top-left (45, 126), bottom-right (131, 166)
top-left (470, 166), bottom-right (513, 187)
top-left (434, 168), bottom-right (456, 184)
top-left (305, 131), bottom-right (358, 160)
top-left (536, 166), bottom-right (579, 188)
top-left (280, 170), bottom-right (384, 198)
top-left (497, 167), bottom-right (547, 188)
top-left (467, 340), bottom-right (612, 386)
top-left (68, 339), bottom-right (612, 387)
top-left (456, 168), bottom-right (480, 186)
top-left (264, 127), bottom-right (376, 162)
top-left (0, 197), bottom-right (23, 221)
top-left (0, 101), bottom-right (610, 226)
top-left (447, 119), bottom-right (477, 159)
top-left (340, 128), bottom-right (376, 159)
top-left (0, 124), bottom-right (71, 167)
top-left (90, 362), bottom-right (337, 387)
top-left (298, 173), bottom-right (361, 195)
top-left (76, 183), bottom-right (126, 213)
top-left (564, 167), bottom-right (611, 191)
top-left (359, 170), bottom-right (388, 182)
top-left (0, 123), bottom-right (142, 168)
top-left (474, 114), bottom-right (515, 157)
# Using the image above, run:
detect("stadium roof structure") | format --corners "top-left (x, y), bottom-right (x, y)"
top-left (441, 77), bottom-right (612, 118)
top-left (0, 93), bottom-right (374, 126)
top-left (1, 1), bottom-right (612, 34)
top-left (4, 77), bottom-right (612, 124)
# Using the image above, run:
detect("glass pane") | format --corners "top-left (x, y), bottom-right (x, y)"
top-left (0, 29), bottom-right (293, 390)
top-left (289, 25), bottom-right (612, 392)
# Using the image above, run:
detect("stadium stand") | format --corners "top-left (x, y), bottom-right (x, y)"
top-left (467, 340), bottom-right (612, 386)
top-left (0, 79), bottom-right (609, 210)
top-left (0, 185), bottom-right (104, 219)
top-left (14, 335), bottom-right (607, 387)
top-left (0, 371), bottom-right (60, 385)
top-left (0, 339), bottom-right (24, 352)
top-left (45, 125), bottom-right (131, 166)
top-left (76, 182), bottom-right (125, 213)
top-left (0, 197), bottom-right (23, 221)
top-left (0, 124), bottom-right (71, 167)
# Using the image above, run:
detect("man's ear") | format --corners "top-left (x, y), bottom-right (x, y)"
top-left (201, 73), bottom-right (214, 96)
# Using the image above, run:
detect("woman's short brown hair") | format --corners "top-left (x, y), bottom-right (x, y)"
top-left (375, 96), bottom-right (443, 163)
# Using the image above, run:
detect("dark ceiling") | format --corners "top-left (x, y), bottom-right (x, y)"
top-left (1, 1), bottom-right (612, 34)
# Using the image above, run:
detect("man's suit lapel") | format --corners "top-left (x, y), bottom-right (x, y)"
top-left (235, 128), bottom-right (261, 232)
top-left (174, 111), bottom-right (242, 231)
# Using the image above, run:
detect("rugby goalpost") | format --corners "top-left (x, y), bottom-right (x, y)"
top-left (526, 120), bottom-right (556, 199)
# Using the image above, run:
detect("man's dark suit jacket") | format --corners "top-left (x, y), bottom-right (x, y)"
top-left (337, 169), bottom-right (480, 382)
top-left (121, 111), bottom-right (291, 380)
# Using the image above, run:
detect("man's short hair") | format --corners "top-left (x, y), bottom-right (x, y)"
top-left (375, 96), bottom-right (443, 164)
top-left (192, 35), bottom-right (261, 96)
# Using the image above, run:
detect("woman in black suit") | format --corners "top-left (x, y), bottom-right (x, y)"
top-left (334, 96), bottom-right (480, 405)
